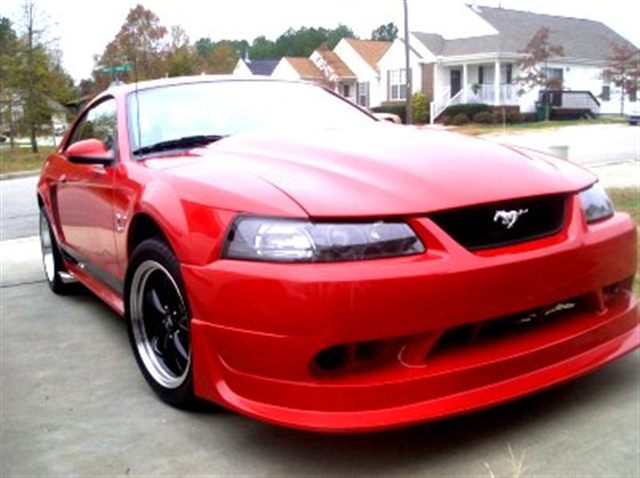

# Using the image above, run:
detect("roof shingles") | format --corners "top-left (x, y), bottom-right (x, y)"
top-left (284, 57), bottom-right (323, 79)
top-left (315, 50), bottom-right (356, 78)
top-left (413, 5), bottom-right (638, 61)
top-left (345, 39), bottom-right (392, 70)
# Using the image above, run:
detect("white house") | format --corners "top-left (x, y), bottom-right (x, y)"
top-left (333, 38), bottom-right (392, 108)
top-left (309, 46), bottom-right (358, 102)
top-left (378, 4), bottom-right (639, 120)
top-left (378, 35), bottom-right (435, 106)
top-left (272, 46), bottom-right (359, 103)
top-left (241, 40), bottom-right (392, 107)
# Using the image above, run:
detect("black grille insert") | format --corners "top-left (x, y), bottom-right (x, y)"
top-left (429, 194), bottom-right (568, 250)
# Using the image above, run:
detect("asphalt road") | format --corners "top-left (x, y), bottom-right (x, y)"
top-left (0, 175), bottom-right (39, 241)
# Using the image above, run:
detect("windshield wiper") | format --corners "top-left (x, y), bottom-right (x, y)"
top-left (133, 134), bottom-right (226, 156)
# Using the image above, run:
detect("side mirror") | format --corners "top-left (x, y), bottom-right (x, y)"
top-left (66, 139), bottom-right (114, 165)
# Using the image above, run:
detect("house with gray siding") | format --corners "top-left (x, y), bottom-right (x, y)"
top-left (378, 4), bottom-right (639, 120)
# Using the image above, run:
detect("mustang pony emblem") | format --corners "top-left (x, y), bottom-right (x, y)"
top-left (493, 209), bottom-right (529, 229)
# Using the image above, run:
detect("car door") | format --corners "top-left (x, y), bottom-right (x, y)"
top-left (55, 98), bottom-right (121, 287)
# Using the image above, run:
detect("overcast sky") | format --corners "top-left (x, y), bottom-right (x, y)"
top-left (1, 0), bottom-right (638, 81)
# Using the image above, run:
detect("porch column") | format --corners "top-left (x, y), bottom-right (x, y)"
top-left (433, 62), bottom-right (439, 103)
top-left (494, 60), bottom-right (501, 105)
top-left (431, 62), bottom-right (439, 124)
top-left (463, 63), bottom-right (468, 103)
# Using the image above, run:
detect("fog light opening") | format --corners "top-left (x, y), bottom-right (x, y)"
top-left (314, 345), bottom-right (351, 372)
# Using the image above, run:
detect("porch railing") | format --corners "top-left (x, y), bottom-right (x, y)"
top-left (431, 84), bottom-right (519, 123)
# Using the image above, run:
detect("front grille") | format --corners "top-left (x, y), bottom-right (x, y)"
top-left (429, 194), bottom-right (568, 250)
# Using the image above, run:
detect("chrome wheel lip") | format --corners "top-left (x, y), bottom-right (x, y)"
top-left (40, 211), bottom-right (56, 283)
top-left (130, 260), bottom-right (191, 389)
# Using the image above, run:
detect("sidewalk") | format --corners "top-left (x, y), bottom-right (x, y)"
top-left (0, 235), bottom-right (43, 287)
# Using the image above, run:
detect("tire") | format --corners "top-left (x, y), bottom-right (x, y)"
top-left (125, 237), bottom-right (199, 409)
top-left (39, 207), bottom-right (78, 294)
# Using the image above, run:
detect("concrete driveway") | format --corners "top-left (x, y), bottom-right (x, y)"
top-left (1, 237), bottom-right (638, 477)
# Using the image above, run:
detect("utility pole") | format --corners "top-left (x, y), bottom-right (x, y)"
top-left (403, 0), bottom-right (412, 124)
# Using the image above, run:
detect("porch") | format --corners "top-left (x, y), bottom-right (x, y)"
top-left (429, 60), bottom-right (519, 123)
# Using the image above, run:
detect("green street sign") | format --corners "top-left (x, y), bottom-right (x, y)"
top-left (102, 64), bottom-right (132, 74)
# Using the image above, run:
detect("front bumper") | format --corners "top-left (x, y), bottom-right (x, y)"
top-left (183, 200), bottom-right (639, 432)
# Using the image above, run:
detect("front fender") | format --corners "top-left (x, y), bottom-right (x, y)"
top-left (135, 179), bottom-right (236, 266)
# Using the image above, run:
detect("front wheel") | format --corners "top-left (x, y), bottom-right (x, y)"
top-left (126, 238), bottom-right (199, 409)
top-left (39, 207), bottom-right (77, 294)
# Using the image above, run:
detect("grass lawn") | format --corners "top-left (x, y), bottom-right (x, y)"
top-left (0, 145), bottom-right (55, 175)
top-left (608, 188), bottom-right (640, 224)
top-left (607, 188), bottom-right (640, 297)
top-left (449, 116), bottom-right (626, 136)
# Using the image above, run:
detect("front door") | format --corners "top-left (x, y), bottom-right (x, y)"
top-left (450, 69), bottom-right (462, 98)
top-left (55, 98), bottom-right (120, 283)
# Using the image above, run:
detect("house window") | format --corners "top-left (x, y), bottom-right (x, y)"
top-left (357, 82), bottom-right (370, 107)
top-left (544, 67), bottom-right (564, 89)
top-left (601, 84), bottom-right (610, 102)
top-left (342, 83), bottom-right (351, 98)
top-left (505, 64), bottom-right (513, 84)
top-left (478, 66), bottom-right (485, 85)
top-left (630, 88), bottom-right (637, 102)
top-left (389, 69), bottom-right (407, 101)
top-left (545, 67), bottom-right (563, 79)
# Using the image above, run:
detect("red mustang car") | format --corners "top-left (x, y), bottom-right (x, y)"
top-left (38, 76), bottom-right (638, 432)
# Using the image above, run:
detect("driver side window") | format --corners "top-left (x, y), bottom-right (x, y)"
top-left (68, 98), bottom-right (117, 152)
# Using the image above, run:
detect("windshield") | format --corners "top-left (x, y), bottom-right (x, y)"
top-left (127, 80), bottom-right (375, 155)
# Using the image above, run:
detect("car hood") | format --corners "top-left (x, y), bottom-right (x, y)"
top-left (154, 124), bottom-right (596, 218)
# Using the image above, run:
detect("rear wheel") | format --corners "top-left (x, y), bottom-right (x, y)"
top-left (126, 238), bottom-right (199, 408)
top-left (39, 207), bottom-right (77, 294)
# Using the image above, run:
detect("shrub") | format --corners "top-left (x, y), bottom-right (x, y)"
top-left (442, 103), bottom-right (491, 119)
top-left (371, 104), bottom-right (406, 124)
top-left (412, 92), bottom-right (431, 124)
top-left (451, 113), bottom-right (470, 126)
top-left (473, 111), bottom-right (498, 124)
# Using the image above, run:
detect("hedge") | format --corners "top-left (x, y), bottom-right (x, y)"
top-left (441, 103), bottom-right (491, 119)
top-left (451, 113), bottom-right (470, 126)
top-left (473, 111), bottom-right (498, 124)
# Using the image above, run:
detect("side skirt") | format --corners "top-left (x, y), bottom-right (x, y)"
top-left (60, 246), bottom-right (126, 317)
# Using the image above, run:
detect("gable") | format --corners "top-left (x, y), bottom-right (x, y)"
top-left (344, 39), bottom-right (392, 70)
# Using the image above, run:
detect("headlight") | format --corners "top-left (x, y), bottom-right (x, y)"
top-left (579, 182), bottom-right (614, 223)
top-left (222, 217), bottom-right (425, 262)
